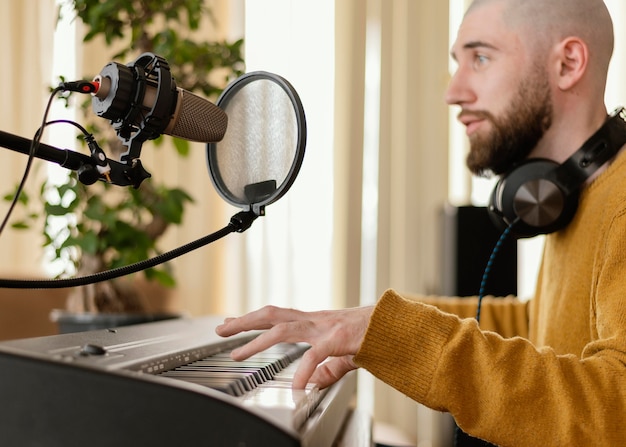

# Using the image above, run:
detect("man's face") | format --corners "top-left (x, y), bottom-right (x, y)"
top-left (446, 2), bottom-right (553, 176)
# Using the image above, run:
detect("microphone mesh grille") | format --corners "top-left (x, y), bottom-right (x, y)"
top-left (170, 90), bottom-right (228, 142)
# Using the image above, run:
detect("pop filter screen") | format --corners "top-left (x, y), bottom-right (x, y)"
top-left (207, 72), bottom-right (306, 215)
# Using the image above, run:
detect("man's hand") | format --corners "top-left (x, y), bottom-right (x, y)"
top-left (216, 305), bottom-right (374, 389)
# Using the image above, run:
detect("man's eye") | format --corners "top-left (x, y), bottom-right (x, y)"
top-left (474, 54), bottom-right (489, 67)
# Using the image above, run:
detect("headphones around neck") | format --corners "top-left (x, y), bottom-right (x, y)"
top-left (488, 107), bottom-right (626, 238)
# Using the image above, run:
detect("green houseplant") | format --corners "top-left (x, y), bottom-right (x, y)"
top-left (5, 0), bottom-right (244, 318)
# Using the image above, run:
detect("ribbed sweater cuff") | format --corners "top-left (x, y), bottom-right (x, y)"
top-left (353, 289), bottom-right (458, 402)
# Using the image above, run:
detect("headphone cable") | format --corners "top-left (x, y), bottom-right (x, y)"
top-left (475, 218), bottom-right (519, 323)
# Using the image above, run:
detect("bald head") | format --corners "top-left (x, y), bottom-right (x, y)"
top-left (466, 0), bottom-right (614, 81)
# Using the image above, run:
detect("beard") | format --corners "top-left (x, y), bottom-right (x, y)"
top-left (465, 71), bottom-right (553, 177)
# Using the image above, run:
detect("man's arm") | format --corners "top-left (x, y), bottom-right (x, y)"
top-left (355, 289), bottom-right (626, 446)
top-left (404, 293), bottom-right (530, 338)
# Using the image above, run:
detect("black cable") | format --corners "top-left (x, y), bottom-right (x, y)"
top-left (0, 87), bottom-right (64, 238)
top-left (45, 119), bottom-right (91, 137)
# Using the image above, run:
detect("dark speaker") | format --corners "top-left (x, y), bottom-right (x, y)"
top-left (440, 204), bottom-right (517, 297)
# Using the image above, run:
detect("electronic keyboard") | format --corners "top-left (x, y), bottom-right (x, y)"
top-left (0, 315), bottom-right (370, 446)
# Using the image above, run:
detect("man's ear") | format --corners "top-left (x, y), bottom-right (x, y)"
top-left (555, 37), bottom-right (588, 91)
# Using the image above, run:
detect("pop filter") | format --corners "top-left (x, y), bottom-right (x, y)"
top-left (207, 71), bottom-right (307, 216)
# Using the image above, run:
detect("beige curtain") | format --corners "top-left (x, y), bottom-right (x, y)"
top-left (0, 0), bottom-right (57, 275)
top-left (242, 0), bottom-right (451, 442)
top-left (363, 1), bottom-right (450, 443)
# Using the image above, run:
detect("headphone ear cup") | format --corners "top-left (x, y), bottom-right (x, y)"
top-left (488, 159), bottom-right (579, 238)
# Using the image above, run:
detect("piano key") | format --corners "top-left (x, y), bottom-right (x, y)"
top-left (206, 357), bottom-right (283, 375)
top-left (161, 370), bottom-right (258, 393)
top-left (172, 366), bottom-right (266, 387)
top-left (273, 360), bottom-right (301, 381)
top-left (165, 375), bottom-right (246, 396)
top-left (187, 359), bottom-right (278, 380)
top-left (237, 379), bottom-right (320, 430)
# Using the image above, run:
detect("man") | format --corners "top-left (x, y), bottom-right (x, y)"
top-left (217, 0), bottom-right (626, 445)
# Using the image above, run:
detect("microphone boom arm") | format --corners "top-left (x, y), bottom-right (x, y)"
top-left (0, 129), bottom-right (151, 188)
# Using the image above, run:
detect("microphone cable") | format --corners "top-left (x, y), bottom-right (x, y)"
top-left (0, 86), bottom-right (64, 239)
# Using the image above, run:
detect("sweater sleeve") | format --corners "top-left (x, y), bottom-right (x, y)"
top-left (353, 289), bottom-right (626, 447)
top-left (402, 293), bottom-right (529, 338)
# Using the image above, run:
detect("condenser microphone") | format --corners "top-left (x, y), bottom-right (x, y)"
top-left (90, 53), bottom-right (228, 148)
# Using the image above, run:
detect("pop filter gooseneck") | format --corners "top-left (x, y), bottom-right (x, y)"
top-left (0, 69), bottom-right (307, 289)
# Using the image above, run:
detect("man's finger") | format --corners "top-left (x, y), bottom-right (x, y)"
top-left (230, 320), bottom-right (315, 360)
top-left (309, 356), bottom-right (357, 389)
top-left (292, 347), bottom-right (329, 389)
top-left (216, 305), bottom-right (304, 336)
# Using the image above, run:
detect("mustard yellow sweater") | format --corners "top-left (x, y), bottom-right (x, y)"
top-left (354, 151), bottom-right (626, 446)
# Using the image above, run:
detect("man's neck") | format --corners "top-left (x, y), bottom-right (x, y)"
top-left (528, 107), bottom-right (609, 164)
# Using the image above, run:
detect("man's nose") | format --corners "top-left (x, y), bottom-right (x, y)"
top-left (445, 67), bottom-right (475, 106)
